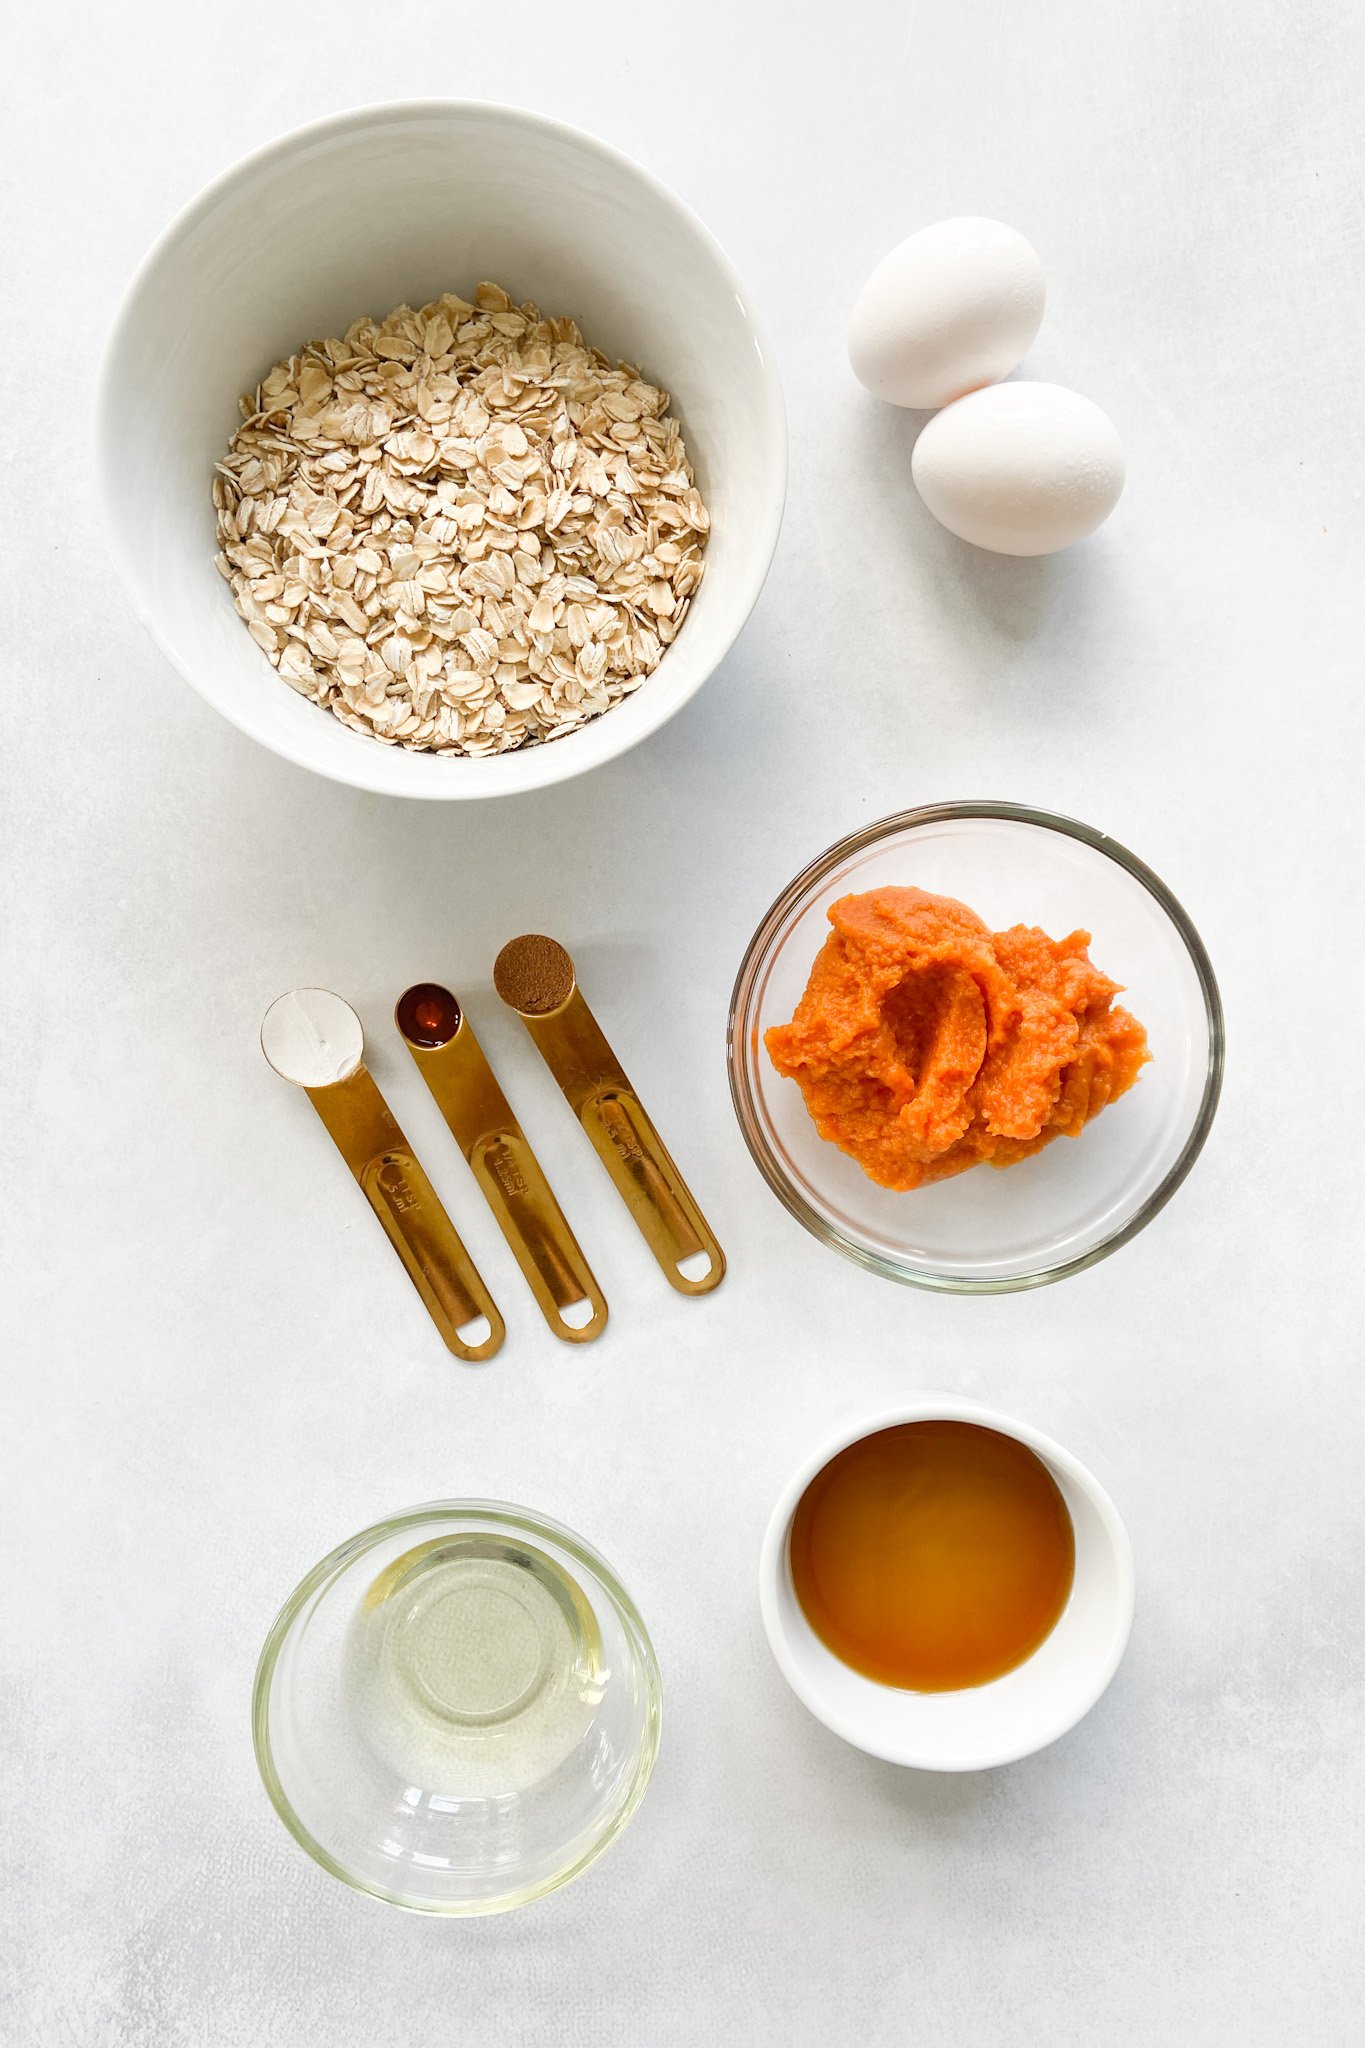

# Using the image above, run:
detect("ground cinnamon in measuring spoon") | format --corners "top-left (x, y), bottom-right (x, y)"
top-left (494, 936), bottom-right (577, 1016)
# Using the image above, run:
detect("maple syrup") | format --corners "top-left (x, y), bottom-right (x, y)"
top-left (789, 1421), bottom-right (1074, 1691)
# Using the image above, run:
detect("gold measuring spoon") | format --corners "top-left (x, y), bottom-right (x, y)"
top-left (395, 983), bottom-right (608, 1345)
top-left (260, 988), bottom-right (503, 1362)
top-left (492, 938), bottom-right (725, 1297)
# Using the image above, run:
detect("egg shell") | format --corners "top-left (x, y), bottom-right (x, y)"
top-left (910, 382), bottom-right (1125, 557)
top-left (848, 217), bottom-right (1046, 410)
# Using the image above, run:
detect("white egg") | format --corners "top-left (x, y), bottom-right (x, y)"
top-left (848, 217), bottom-right (1046, 410)
top-left (910, 382), bottom-right (1125, 556)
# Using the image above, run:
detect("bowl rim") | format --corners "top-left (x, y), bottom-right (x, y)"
top-left (94, 96), bottom-right (787, 802)
top-left (727, 799), bottom-right (1225, 1293)
top-left (757, 1393), bottom-right (1136, 1770)
top-left (252, 1497), bottom-right (663, 1915)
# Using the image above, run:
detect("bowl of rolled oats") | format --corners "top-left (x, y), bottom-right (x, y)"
top-left (97, 102), bottom-right (786, 798)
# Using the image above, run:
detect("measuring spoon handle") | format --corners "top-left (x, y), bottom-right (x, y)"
top-left (360, 1148), bottom-right (504, 1361)
top-left (471, 1131), bottom-right (608, 1342)
top-left (583, 1088), bottom-right (725, 1295)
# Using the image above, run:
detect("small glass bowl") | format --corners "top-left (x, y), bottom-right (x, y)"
top-left (253, 1502), bottom-right (662, 1915)
top-left (728, 803), bottom-right (1224, 1293)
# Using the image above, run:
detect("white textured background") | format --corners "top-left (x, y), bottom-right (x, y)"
top-left (4, 1), bottom-right (1364, 2041)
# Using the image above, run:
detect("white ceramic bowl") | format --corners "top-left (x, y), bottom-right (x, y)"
top-left (759, 1396), bottom-right (1134, 1770)
top-left (96, 101), bottom-right (786, 799)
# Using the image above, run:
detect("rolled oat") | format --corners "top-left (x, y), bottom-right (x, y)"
top-left (212, 283), bottom-right (709, 757)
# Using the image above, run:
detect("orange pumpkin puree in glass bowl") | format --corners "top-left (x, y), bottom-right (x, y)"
top-left (764, 887), bottom-right (1149, 1192)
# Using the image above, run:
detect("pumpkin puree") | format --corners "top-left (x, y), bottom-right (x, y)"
top-left (765, 887), bottom-right (1149, 1191)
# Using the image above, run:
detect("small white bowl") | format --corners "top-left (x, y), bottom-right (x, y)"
top-left (759, 1396), bottom-right (1134, 1770)
top-left (96, 101), bottom-right (786, 800)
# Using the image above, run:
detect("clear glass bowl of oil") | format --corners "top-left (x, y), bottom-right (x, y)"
top-left (253, 1502), bottom-right (662, 1914)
